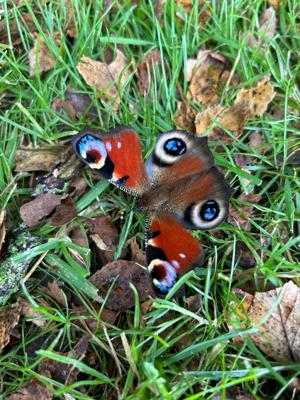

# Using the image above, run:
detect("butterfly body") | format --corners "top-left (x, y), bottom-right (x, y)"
top-left (72, 125), bottom-right (234, 298)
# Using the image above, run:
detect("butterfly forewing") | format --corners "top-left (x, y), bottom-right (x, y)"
top-left (71, 125), bottom-right (149, 196)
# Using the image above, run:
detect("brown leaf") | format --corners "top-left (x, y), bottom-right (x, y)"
top-left (18, 296), bottom-right (56, 329)
top-left (51, 97), bottom-right (77, 121)
top-left (227, 241), bottom-right (257, 269)
top-left (273, 147), bottom-right (300, 166)
top-left (68, 226), bottom-right (88, 269)
top-left (20, 193), bottom-right (65, 226)
top-left (0, 303), bottom-right (21, 354)
top-left (228, 192), bottom-right (262, 232)
top-left (248, 131), bottom-right (271, 155)
top-left (76, 50), bottom-right (132, 107)
top-left (0, 211), bottom-right (6, 253)
top-left (38, 280), bottom-right (67, 307)
top-left (130, 237), bottom-right (146, 266)
top-left (187, 55), bottom-right (225, 107)
top-left (0, 14), bottom-right (37, 48)
top-left (244, 7), bottom-right (276, 53)
top-left (38, 351), bottom-right (78, 385)
top-left (5, 373), bottom-right (53, 400)
top-left (87, 216), bottom-right (128, 265)
top-left (195, 102), bottom-right (247, 144)
top-left (235, 81), bottom-right (276, 118)
top-left (89, 260), bottom-right (155, 311)
top-left (50, 196), bottom-right (78, 226)
top-left (28, 32), bottom-right (61, 77)
top-left (69, 173), bottom-right (88, 197)
top-left (154, 0), bottom-right (166, 26)
top-left (186, 294), bottom-right (201, 310)
top-left (72, 303), bottom-right (119, 331)
top-left (15, 144), bottom-right (69, 172)
top-left (175, 0), bottom-right (211, 26)
top-left (186, 50), bottom-right (227, 82)
top-left (267, 0), bottom-right (285, 9)
top-left (37, 334), bottom-right (90, 385)
top-left (136, 49), bottom-right (167, 95)
top-left (174, 101), bottom-right (197, 134)
top-left (227, 281), bottom-right (300, 362)
top-left (65, 86), bottom-right (98, 119)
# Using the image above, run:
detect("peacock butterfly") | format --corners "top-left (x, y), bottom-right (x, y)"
top-left (72, 126), bottom-right (234, 298)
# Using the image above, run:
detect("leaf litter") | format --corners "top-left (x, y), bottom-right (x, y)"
top-left (2, 1), bottom-right (300, 397)
top-left (227, 281), bottom-right (300, 362)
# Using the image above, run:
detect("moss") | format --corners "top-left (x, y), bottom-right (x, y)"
top-left (0, 224), bottom-right (41, 306)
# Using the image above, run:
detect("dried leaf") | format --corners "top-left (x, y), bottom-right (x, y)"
top-left (5, 373), bottom-right (53, 400)
top-left (0, 14), bottom-right (37, 48)
top-left (154, 0), bottom-right (166, 26)
top-left (0, 302), bottom-right (21, 354)
top-left (50, 196), bottom-right (78, 227)
top-left (77, 50), bottom-right (132, 107)
top-left (87, 216), bottom-right (128, 265)
top-left (28, 32), bottom-right (61, 77)
top-left (38, 280), bottom-right (67, 307)
top-left (248, 131), bottom-right (271, 155)
top-left (130, 237), bottom-right (146, 266)
top-left (136, 49), bottom-right (167, 95)
top-left (186, 50), bottom-right (226, 82)
top-left (228, 192), bottom-right (262, 232)
top-left (51, 97), bottom-right (77, 121)
top-left (228, 281), bottom-right (300, 362)
top-left (18, 296), bottom-right (55, 329)
top-left (267, 0), bottom-right (285, 9)
top-left (37, 334), bottom-right (90, 385)
top-left (15, 144), bottom-right (69, 172)
top-left (187, 55), bottom-right (225, 107)
top-left (186, 294), bottom-right (201, 310)
top-left (195, 102), bottom-right (247, 144)
top-left (89, 260), bottom-right (155, 311)
top-left (176, 0), bottom-right (211, 26)
top-left (72, 304), bottom-right (119, 331)
top-left (235, 81), bottom-right (276, 118)
top-left (243, 7), bottom-right (276, 54)
top-left (68, 226), bottom-right (88, 269)
top-left (174, 101), bottom-right (197, 134)
top-left (20, 193), bottom-right (65, 226)
top-left (65, 86), bottom-right (98, 119)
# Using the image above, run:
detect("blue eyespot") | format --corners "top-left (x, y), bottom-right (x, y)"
top-left (164, 139), bottom-right (186, 156)
top-left (200, 200), bottom-right (219, 221)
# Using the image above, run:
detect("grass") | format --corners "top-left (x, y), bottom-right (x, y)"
top-left (0, 0), bottom-right (300, 398)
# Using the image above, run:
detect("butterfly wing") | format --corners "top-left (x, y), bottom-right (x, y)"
top-left (146, 212), bottom-right (204, 298)
top-left (72, 125), bottom-right (149, 196)
top-left (144, 130), bottom-right (234, 230)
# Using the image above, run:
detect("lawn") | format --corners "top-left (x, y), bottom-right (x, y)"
top-left (0, 0), bottom-right (300, 399)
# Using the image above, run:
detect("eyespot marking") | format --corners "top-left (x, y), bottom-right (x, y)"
top-left (77, 135), bottom-right (107, 169)
top-left (200, 200), bottom-right (219, 222)
top-left (149, 259), bottom-right (178, 294)
top-left (164, 138), bottom-right (186, 156)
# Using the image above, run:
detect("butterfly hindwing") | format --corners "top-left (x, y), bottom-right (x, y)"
top-left (145, 129), bottom-right (215, 182)
top-left (146, 212), bottom-right (204, 298)
top-left (72, 125), bottom-right (149, 196)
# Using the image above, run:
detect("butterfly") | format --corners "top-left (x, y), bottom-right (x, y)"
top-left (71, 126), bottom-right (234, 298)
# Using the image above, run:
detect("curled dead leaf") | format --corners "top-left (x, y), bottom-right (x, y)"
top-left (187, 55), bottom-right (225, 107)
top-left (227, 281), bottom-right (300, 362)
top-left (0, 302), bottom-right (21, 354)
top-left (89, 260), bottom-right (155, 311)
top-left (235, 80), bottom-right (276, 118)
top-left (77, 50), bottom-right (133, 111)
top-left (195, 102), bottom-right (247, 144)
top-left (20, 193), bottom-right (66, 226)
top-left (28, 32), bottom-right (61, 76)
